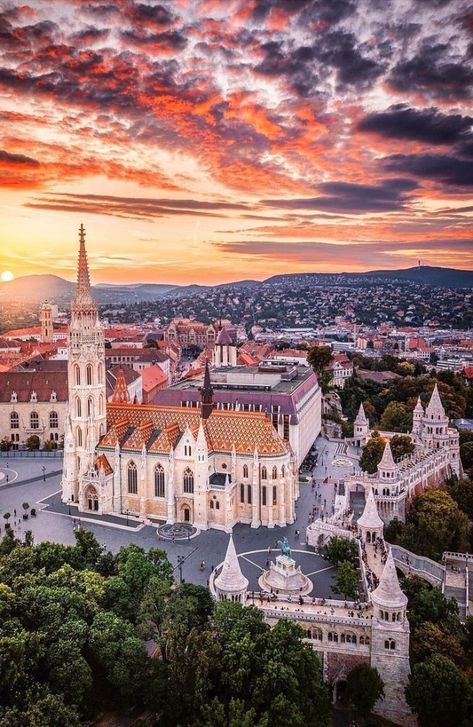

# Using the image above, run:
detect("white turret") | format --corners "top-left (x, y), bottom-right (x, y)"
top-left (214, 534), bottom-right (248, 602)
top-left (212, 326), bottom-right (237, 367)
top-left (354, 402), bottom-right (370, 446)
top-left (377, 441), bottom-right (397, 481)
top-left (411, 396), bottom-right (424, 437)
top-left (421, 384), bottom-right (450, 450)
top-left (370, 548), bottom-right (411, 724)
top-left (357, 487), bottom-right (384, 543)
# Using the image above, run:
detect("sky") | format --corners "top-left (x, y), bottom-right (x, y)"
top-left (1, 0), bottom-right (472, 285)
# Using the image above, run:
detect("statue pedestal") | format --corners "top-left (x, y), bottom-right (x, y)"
top-left (259, 554), bottom-right (313, 596)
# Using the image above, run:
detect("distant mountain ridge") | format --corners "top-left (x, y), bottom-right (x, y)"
top-left (0, 266), bottom-right (471, 305)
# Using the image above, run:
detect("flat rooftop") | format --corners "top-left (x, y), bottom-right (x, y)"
top-left (170, 363), bottom-right (317, 394)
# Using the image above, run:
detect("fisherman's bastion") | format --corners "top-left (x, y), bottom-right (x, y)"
top-left (210, 386), bottom-right (463, 726)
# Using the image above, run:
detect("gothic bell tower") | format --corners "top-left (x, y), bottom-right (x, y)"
top-left (62, 225), bottom-right (106, 504)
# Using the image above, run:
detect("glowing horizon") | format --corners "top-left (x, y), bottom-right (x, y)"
top-left (1, 1), bottom-right (472, 285)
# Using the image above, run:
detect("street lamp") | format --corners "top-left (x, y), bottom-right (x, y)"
top-left (177, 554), bottom-right (185, 583)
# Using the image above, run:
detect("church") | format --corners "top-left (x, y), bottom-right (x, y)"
top-left (61, 228), bottom-right (298, 530)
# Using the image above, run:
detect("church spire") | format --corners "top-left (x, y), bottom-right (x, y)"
top-left (200, 359), bottom-right (214, 420)
top-left (75, 224), bottom-right (94, 305)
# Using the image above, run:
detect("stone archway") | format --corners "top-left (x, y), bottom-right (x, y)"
top-left (85, 485), bottom-right (99, 512)
top-left (179, 501), bottom-right (193, 523)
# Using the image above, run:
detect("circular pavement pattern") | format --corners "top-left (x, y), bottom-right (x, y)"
top-left (157, 522), bottom-right (197, 540)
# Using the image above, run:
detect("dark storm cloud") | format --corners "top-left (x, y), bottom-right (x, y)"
top-left (254, 41), bottom-right (320, 96)
top-left (384, 154), bottom-right (473, 186)
top-left (121, 29), bottom-right (188, 51)
top-left (0, 149), bottom-right (39, 165)
top-left (316, 31), bottom-right (387, 88)
top-left (358, 105), bottom-right (473, 145)
top-left (72, 26), bottom-right (110, 44)
top-left (0, 18), bottom-right (58, 48)
top-left (129, 2), bottom-right (175, 28)
top-left (388, 42), bottom-right (473, 99)
top-left (262, 179), bottom-right (417, 214)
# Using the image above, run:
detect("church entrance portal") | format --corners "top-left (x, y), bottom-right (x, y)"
top-left (183, 507), bottom-right (190, 522)
top-left (85, 486), bottom-right (99, 512)
top-left (334, 679), bottom-right (348, 706)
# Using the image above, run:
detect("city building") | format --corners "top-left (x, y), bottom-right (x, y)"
top-left (62, 229), bottom-right (299, 530)
top-left (164, 318), bottom-right (218, 349)
top-left (155, 361), bottom-right (322, 468)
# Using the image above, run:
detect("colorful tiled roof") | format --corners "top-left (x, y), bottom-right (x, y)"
top-left (101, 402), bottom-right (289, 456)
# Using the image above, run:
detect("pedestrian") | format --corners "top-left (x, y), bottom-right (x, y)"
top-left (14, 508), bottom-right (16, 517)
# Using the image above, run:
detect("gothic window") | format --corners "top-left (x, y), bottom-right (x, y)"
top-left (261, 466), bottom-right (267, 480)
top-left (86, 365), bottom-right (93, 386)
top-left (87, 398), bottom-right (93, 417)
top-left (247, 484), bottom-right (252, 504)
top-left (49, 411), bottom-right (58, 428)
top-left (262, 485), bottom-right (267, 506)
top-left (97, 363), bottom-right (104, 383)
top-left (210, 500), bottom-right (214, 509)
top-left (10, 412), bottom-right (19, 429)
top-left (243, 464), bottom-right (248, 478)
top-left (216, 501), bottom-right (220, 510)
top-left (75, 398), bottom-right (82, 417)
top-left (272, 486), bottom-right (277, 505)
top-left (30, 412), bottom-right (39, 430)
top-left (128, 461), bottom-right (138, 494)
top-left (272, 466), bottom-right (278, 480)
top-left (240, 484), bottom-right (245, 503)
top-left (74, 365), bottom-right (80, 385)
top-left (385, 639), bottom-right (396, 650)
top-left (154, 464), bottom-right (165, 498)
top-left (183, 467), bottom-right (194, 494)
top-left (77, 427), bottom-right (83, 447)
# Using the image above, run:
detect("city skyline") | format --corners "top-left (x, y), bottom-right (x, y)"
top-left (1, 0), bottom-right (473, 284)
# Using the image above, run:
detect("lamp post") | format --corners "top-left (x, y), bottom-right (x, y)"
top-left (67, 498), bottom-right (71, 516)
top-left (42, 465), bottom-right (46, 482)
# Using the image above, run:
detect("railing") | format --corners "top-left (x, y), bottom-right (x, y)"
top-left (0, 450), bottom-right (63, 458)
top-left (389, 543), bottom-right (444, 586)
top-left (258, 607), bottom-right (372, 626)
top-left (443, 551), bottom-right (473, 562)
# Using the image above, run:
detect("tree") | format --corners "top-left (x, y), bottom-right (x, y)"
top-left (401, 576), bottom-right (459, 631)
top-left (346, 663), bottom-right (384, 716)
top-left (0, 437), bottom-right (11, 452)
top-left (25, 435), bottom-right (40, 451)
top-left (390, 434), bottom-right (415, 462)
top-left (460, 441), bottom-right (473, 475)
top-left (359, 436), bottom-right (386, 474)
top-left (3, 513), bottom-right (11, 530)
top-left (380, 401), bottom-right (412, 432)
top-left (324, 537), bottom-right (358, 566)
top-left (447, 476), bottom-right (473, 520)
top-left (332, 561), bottom-right (359, 600)
top-left (410, 622), bottom-right (465, 667)
top-left (406, 655), bottom-right (473, 727)
top-left (383, 516), bottom-right (405, 543)
top-left (308, 346), bottom-right (333, 393)
top-left (400, 490), bottom-right (470, 561)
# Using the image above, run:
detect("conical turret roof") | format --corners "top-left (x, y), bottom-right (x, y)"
top-left (216, 327), bottom-right (233, 346)
top-left (357, 487), bottom-right (383, 530)
top-left (371, 548), bottom-right (408, 609)
top-left (378, 440), bottom-right (396, 472)
top-left (355, 402), bottom-right (368, 425)
top-left (426, 384), bottom-right (446, 418)
top-left (414, 396), bottom-right (424, 413)
top-left (214, 534), bottom-right (248, 594)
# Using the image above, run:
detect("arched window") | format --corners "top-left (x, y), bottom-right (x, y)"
top-left (74, 365), bottom-right (80, 385)
top-left (183, 467), bottom-right (194, 494)
top-left (86, 365), bottom-right (93, 386)
top-left (75, 398), bottom-right (81, 417)
top-left (210, 500), bottom-right (214, 509)
top-left (128, 461), bottom-right (138, 494)
top-left (243, 464), bottom-right (248, 478)
top-left (273, 486), bottom-right (277, 505)
top-left (216, 501), bottom-right (220, 510)
top-left (49, 411), bottom-right (58, 428)
top-left (262, 485), bottom-right (267, 506)
top-left (10, 412), bottom-right (19, 429)
top-left (87, 398), bottom-right (93, 417)
top-left (76, 427), bottom-right (83, 447)
top-left (240, 483), bottom-right (245, 503)
top-left (30, 412), bottom-right (39, 430)
top-left (261, 466), bottom-right (267, 480)
top-left (154, 464), bottom-right (165, 498)
top-left (385, 639), bottom-right (396, 650)
top-left (97, 363), bottom-right (103, 384)
top-left (272, 466), bottom-right (278, 480)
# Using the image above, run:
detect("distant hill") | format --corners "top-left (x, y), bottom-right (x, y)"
top-left (1, 265), bottom-right (471, 306)
top-left (264, 266), bottom-right (473, 289)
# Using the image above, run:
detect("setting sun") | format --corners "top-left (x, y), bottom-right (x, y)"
top-left (0, 271), bottom-right (14, 282)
